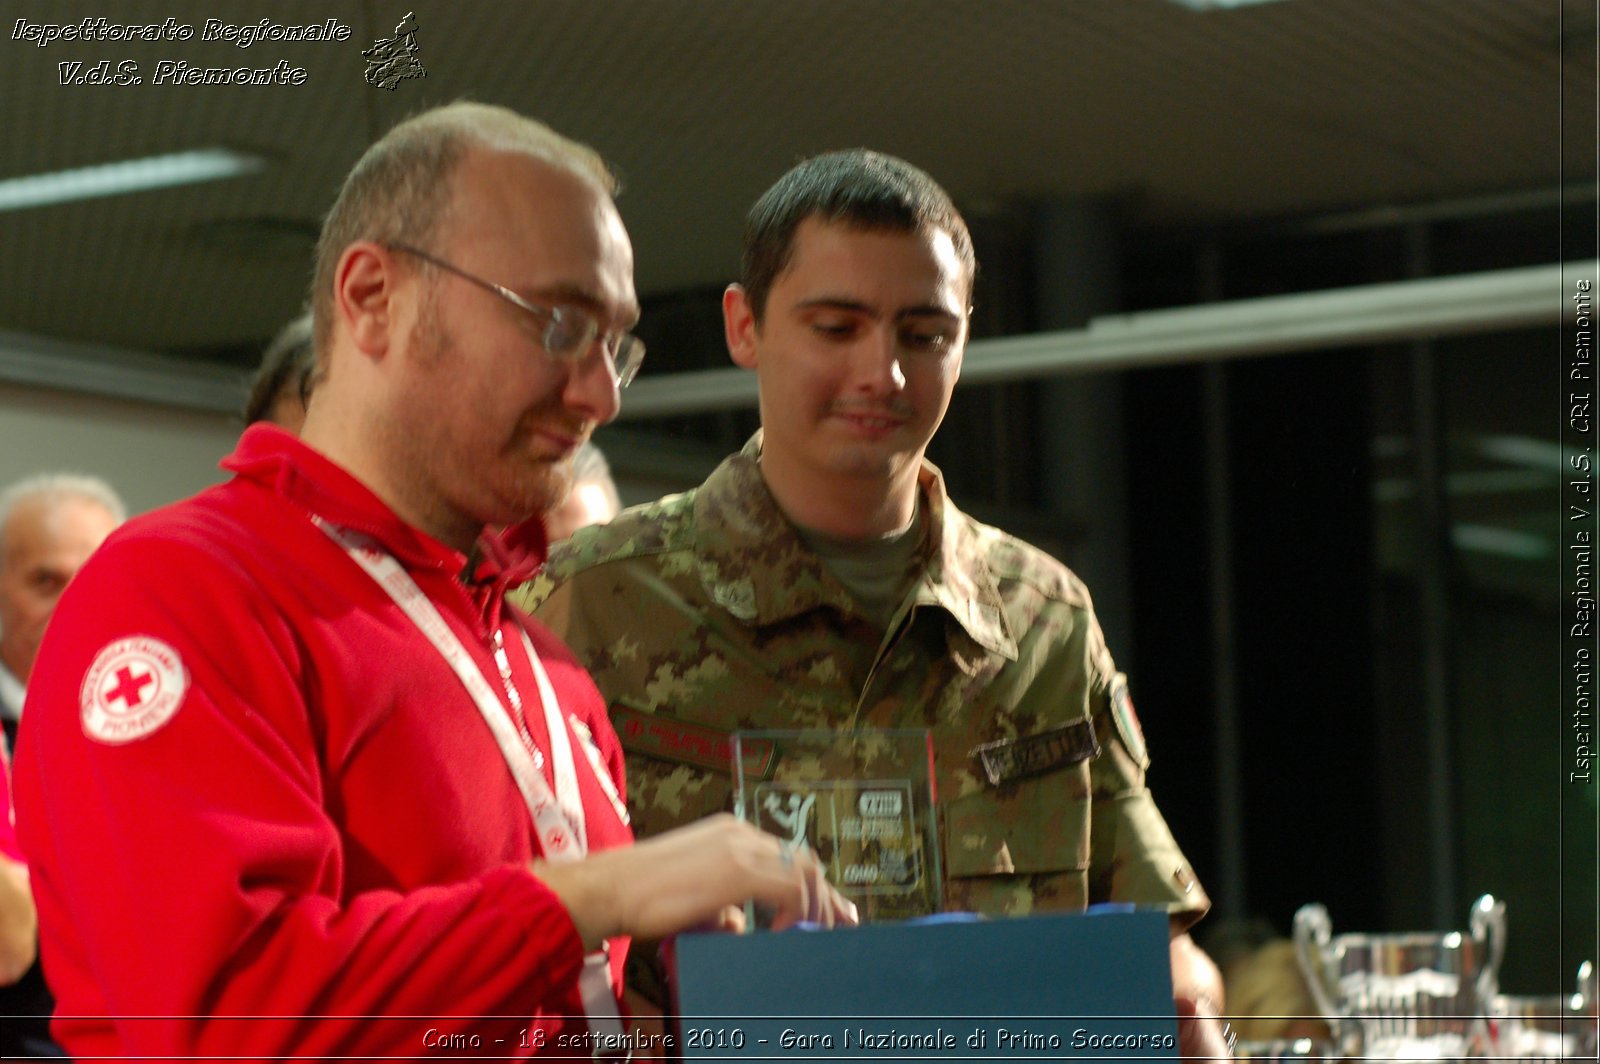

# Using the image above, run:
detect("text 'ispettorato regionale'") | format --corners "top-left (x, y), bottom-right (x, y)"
top-left (13, 17), bottom-right (353, 87)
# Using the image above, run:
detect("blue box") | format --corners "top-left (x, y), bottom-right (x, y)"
top-left (669, 910), bottom-right (1178, 1060)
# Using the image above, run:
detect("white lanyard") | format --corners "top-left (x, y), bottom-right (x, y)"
top-left (315, 519), bottom-right (625, 1045)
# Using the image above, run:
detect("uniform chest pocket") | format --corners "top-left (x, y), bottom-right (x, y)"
top-left (940, 762), bottom-right (1092, 915)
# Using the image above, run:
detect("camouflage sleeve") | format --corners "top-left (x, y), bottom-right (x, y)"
top-left (514, 542), bottom-right (604, 671)
top-left (1087, 674), bottom-right (1210, 927)
top-left (509, 562), bottom-right (561, 616)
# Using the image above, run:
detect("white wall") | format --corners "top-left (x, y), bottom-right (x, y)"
top-left (0, 383), bottom-right (241, 517)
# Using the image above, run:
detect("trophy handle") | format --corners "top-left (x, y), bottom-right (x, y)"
top-left (1292, 903), bottom-right (1340, 1024)
top-left (1579, 960), bottom-right (1600, 1060)
top-left (1469, 894), bottom-right (1506, 1008)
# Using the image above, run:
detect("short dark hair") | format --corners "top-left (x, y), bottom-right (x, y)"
top-left (243, 312), bottom-right (315, 425)
top-left (740, 149), bottom-right (976, 321)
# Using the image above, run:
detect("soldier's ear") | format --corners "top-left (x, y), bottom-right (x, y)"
top-left (724, 285), bottom-right (760, 370)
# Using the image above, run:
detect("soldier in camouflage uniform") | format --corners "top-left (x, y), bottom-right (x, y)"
top-left (522, 433), bottom-right (1205, 918)
top-left (516, 149), bottom-right (1225, 1057)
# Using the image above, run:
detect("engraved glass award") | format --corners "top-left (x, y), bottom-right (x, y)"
top-left (732, 728), bottom-right (941, 926)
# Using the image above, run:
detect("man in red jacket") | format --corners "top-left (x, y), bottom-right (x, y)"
top-left (13, 102), bottom-right (852, 1059)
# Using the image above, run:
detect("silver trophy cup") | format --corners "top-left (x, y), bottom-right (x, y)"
top-left (1490, 961), bottom-right (1598, 1061)
top-left (1293, 894), bottom-right (1506, 1061)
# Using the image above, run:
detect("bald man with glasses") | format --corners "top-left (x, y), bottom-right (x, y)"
top-left (14, 102), bottom-right (852, 1061)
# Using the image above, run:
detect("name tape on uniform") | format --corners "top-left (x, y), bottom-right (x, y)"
top-left (969, 720), bottom-right (1100, 787)
top-left (612, 706), bottom-right (775, 778)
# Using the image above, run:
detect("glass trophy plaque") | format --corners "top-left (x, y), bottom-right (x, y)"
top-left (732, 728), bottom-right (941, 925)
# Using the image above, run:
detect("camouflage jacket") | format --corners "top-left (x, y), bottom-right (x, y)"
top-left (516, 434), bottom-right (1207, 923)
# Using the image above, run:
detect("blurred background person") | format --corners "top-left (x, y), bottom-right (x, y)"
top-left (0, 474), bottom-right (125, 754)
top-left (0, 473), bottom-right (123, 1057)
top-left (544, 440), bottom-right (622, 544)
top-left (1225, 939), bottom-right (1333, 1045)
top-left (1205, 918), bottom-right (1333, 1047)
top-left (242, 311), bottom-right (315, 433)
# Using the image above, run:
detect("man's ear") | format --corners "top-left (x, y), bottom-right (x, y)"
top-left (723, 285), bottom-right (760, 370)
top-left (333, 241), bottom-right (399, 360)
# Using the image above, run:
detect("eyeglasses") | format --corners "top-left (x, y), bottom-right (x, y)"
top-left (387, 242), bottom-right (646, 388)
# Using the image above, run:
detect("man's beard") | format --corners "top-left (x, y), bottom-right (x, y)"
top-left (407, 304), bottom-right (588, 526)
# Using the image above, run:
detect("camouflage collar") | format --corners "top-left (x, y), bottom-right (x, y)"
top-left (918, 463), bottom-right (1019, 662)
top-left (690, 432), bottom-right (1018, 660)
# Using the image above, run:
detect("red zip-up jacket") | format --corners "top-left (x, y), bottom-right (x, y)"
top-left (14, 425), bottom-right (631, 1058)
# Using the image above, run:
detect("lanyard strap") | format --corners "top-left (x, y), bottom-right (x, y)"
top-left (314, 519), bottom-right (626, 1047)
top-left (517, 626), bottom-right (587, 854)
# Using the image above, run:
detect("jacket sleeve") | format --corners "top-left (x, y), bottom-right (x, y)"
top-left (14, 532), bottom-right (586, 1057)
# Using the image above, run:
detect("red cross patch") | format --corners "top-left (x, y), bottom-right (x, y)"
top-left (80, 636), bottom-right (188, 744)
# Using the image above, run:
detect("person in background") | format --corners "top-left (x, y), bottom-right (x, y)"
top-left (1222, 939), bottom-right (1332, 1045)
top-left (242, 311), bottom-right (316, 432)
top-left (0, 474), bottom-right (125, 753)
top-left (1203, 920), bottom-right (1332, 1047)
top-left (522, 148), bottom-right (1227, 1059)
top-left (545, 440), bottom-right (622, 543)
top-left (14, 101), bottom-right (852, 1060)
top-left (0, 472), bottom-right (123, 1058)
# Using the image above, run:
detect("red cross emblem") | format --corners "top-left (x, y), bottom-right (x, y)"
top-left (81, 636), bottom-right (187, 744)
top-left (105, 665), bottom-right (156, 710)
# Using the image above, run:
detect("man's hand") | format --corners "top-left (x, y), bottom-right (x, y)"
top-left (1175, 992), bottom-right (1231, 1062)
top-left (1171, 930), bottom-right (1230, 1061)
top-left (534, 813), bottom-right (859, 950)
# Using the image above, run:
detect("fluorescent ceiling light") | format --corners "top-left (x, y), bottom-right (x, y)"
top-left (1372, 469), bottom-right (1554, 504)
top-left (1450, 524), bottom-right (1551, 561)
top-left (1165, 0), bottom-right (1294, 10)
top-left (0, 148), bottom-right (268, 213)
top-left (1374, 433), bottom-right (1578, 475)
top-left (1472, 434), bottom-right (1567, 472)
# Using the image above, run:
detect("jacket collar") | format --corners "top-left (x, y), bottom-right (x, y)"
top-left (691, 431), bottom-right (1017, 660)
top-left (225, 425), bottom-right (546, 611)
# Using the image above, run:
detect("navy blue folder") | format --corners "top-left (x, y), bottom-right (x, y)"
top-left (669, 910), bottom-right (1178, 1060)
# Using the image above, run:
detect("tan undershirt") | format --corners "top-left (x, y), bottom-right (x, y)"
top-left (795, 505), bottom-right (927, 633)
